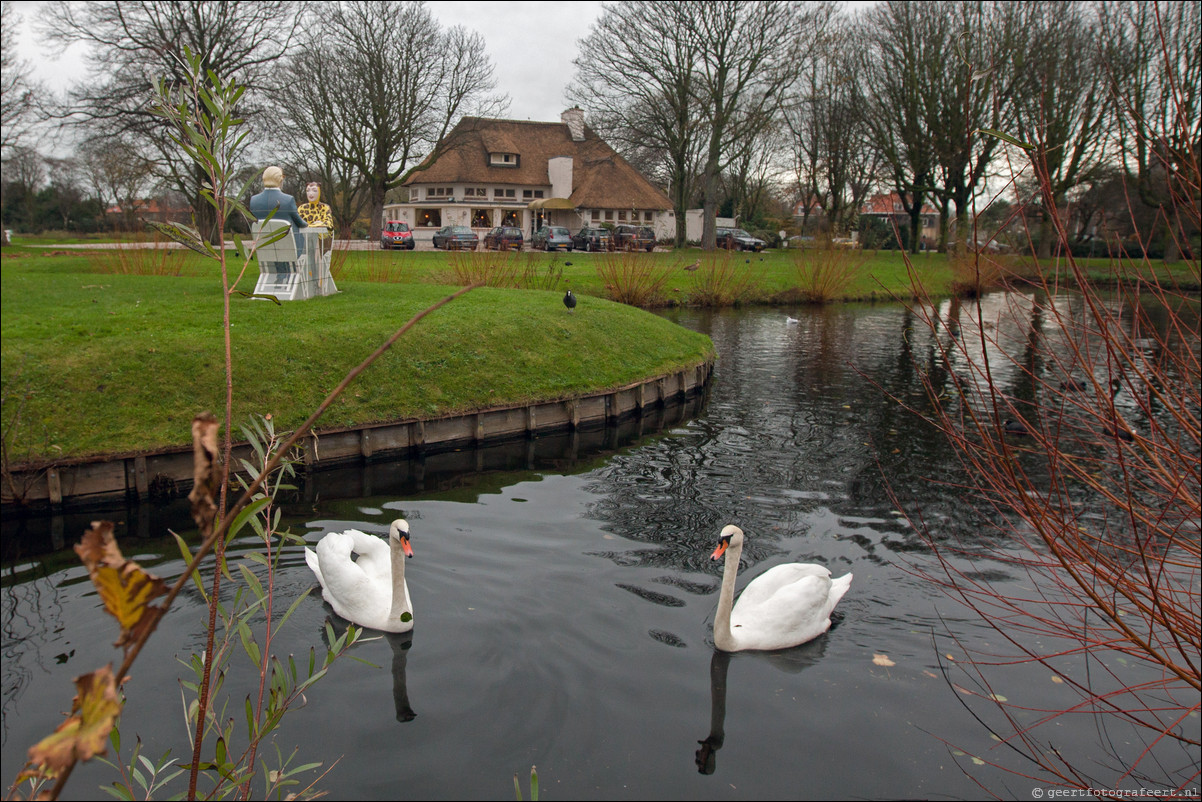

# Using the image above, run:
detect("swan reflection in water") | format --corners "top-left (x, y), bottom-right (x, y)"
top-left (695, 637), bottom-right (830, 775)
top-left (386, 631), bottom-right (416, 722)
top-left (320, 619), bottom-right (417, 723)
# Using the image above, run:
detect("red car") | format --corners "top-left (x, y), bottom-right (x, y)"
top-left (381, 220), bottom-right (415, 250)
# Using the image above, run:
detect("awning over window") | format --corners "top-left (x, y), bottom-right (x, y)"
top-left (527, 197), bottom-right (575, 210)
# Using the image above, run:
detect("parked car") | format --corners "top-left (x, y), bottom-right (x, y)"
top-left (571, 227), bottom-right (613, 252)
top-left (431, 225), bottom-right (478, 251)
top-left (483, 226), bottom-right (524, 250)
top-left (532, 225), bottom-right (573, 252)
top-left (612, 224), bottom-right (657, 252)
top-left (715, 227), bottom-right (766, 252)
top-left (381, 220), bottom-right (414, 250)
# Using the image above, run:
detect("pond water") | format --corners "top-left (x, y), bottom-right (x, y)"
top-left (2, 295), bottom-right (1197, 800)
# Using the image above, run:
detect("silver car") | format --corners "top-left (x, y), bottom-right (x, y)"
top-left (532, 225), bottom-right (573, 252)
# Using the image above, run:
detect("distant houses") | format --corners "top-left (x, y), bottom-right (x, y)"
top-left (857, 192), bottom-right (941, 249)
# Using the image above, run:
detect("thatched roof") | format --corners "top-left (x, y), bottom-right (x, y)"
top-left (404, 116), bottom-right (671, 211)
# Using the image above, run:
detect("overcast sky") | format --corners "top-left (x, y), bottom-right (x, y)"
top-left (8, 0), bottom-right (605, 123)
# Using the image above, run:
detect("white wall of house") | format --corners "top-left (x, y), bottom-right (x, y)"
top-left (383, 193), bottom-right (685, 244)
top-left (684, 211), bottom-right (736, 242)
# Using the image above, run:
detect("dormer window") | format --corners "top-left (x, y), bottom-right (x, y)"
top-left (489, 152), bottom-right (519, 167)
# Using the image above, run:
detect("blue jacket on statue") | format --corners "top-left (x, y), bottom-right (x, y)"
top-left (249, 188), bottom-right (308, 252)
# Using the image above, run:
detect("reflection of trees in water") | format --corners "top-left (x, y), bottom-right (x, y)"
top-left (584, 306), bottom-right (981, 574)
top-left (1, 565), bottom-right (67, 746)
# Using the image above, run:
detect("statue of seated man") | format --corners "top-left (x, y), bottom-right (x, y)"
top-left (249, 166), bottom-right (307, 252)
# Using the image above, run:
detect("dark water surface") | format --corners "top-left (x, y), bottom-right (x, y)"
top-left (3, 297), bottom-right (1196, 800)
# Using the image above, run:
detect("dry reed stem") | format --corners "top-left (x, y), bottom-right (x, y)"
top-left (594, 249), bottom-right (675, 306)
top-left (448, 249), bottom-right (564, 290)
top-left (791, 239), bottom-right (867, 303)
top-left (85, 231), bottom-right (192, 276)
top-left (685, 249), bottom-right (765, 306)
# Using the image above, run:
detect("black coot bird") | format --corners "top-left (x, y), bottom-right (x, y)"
top-left (564, 289), bottom-right (577, 313)
top-left (1002, 418), bottom-right (1033, 437)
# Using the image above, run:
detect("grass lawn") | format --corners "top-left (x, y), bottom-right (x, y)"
top-left (1, 248), bottom-right (713, 462)
top-left (2, 237), bottom-right (1195, 463)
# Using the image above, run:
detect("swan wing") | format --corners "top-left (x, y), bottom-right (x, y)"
top-left (735, 563), bottom-right (830, 610)
top-left (340, 529), bottom-right (391, 582)
top-left (304, 546), bottom-right (325, 588)
top-left (730, 570), bottom-right (852, 650)
top-left (310, 532), bottom-right (392, 626)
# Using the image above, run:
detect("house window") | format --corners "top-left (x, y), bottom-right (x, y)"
top-left (489, 153), bottom-right (519, 167)
top-left (472, 209), bottom-right (492, 227)
top-left (604, 210), bottom-right (614, 221)
top-left (644, 211), bottom-right (653, 222)
top-left (426, 187), bottom-right (452, 199)
top-left (591, 210), bottom-right (600, 221)
top-left (501, 210), bottom-right (519, 226)
top-left (493, 188), bottom-right (515, 200)
top-left (523, 190), bottom-right (533, 199)
top-left (618, 210), bottom-right (627, 221)
top-left (417, 208), bottom-right (442, 227)
top-left (465, 187), bottom-right (487, 198)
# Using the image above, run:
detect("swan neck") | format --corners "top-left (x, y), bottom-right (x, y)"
top-left (714, 540), bottom-right (741, 651)
top-left (388, 539), bottom-right (410, 620)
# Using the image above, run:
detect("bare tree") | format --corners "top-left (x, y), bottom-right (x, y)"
top-left (1, 0), bottom-right (41, 244)
top-left (274, 2), bottom-right (506, 240)
top-left (783, 30), bottom-right (879, 237)
top-left (925, 1), bottom-right (1031, 253)
top-left (1, 0), bottom-right (37, 155)
top-left (1099, 0), bottom-right (1201, 262)
top-left (39, 1), bottom-right (302, 240)
top-left (569, 1), bottom-right (707, 247)
top-left (860, 1), bottom-right (942, 253)
top-left (720, 121), bottom-right (788, 231)
top-left (2, 144), bottom-right (45, 231)
top-left (693, 1), bottom-right (832, 250)
top-left (78, 137), bottom-right (158, 231)
top-left (1008, 2), bottom-right (1112, 259)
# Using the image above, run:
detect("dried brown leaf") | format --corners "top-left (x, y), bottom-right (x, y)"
top-left (189, 412), bottom-right (221, 533)
top-left (74, 521), bottom-right (166, 648)
top-left (27, 666), bottom-right (122, 773)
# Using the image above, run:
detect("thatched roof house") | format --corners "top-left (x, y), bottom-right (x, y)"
top-left (384, 108), bottom-right (673, 240)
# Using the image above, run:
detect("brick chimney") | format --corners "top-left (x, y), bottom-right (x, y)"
top-left (561, 107), bottom-right (586, 142)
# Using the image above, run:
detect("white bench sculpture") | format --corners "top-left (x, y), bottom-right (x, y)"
top-left (251, 219), bottom-right (338, 301)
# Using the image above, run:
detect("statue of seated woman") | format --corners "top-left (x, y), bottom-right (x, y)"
top-left (297, 181), bottom-right (334, 243)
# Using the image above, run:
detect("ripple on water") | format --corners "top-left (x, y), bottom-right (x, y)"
top-left (615, 583), bottom-right (687, 607)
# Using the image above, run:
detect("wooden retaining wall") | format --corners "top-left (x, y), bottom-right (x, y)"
top-left (2, 361), bottom-right (713, 510)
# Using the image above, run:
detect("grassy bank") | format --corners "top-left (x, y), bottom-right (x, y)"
top-left (7, 236), bottom-right (1195, 300)
top-left (3, 240), bottom-right (1194, 463)
top-left (1, 253), bottom-right (713, 462)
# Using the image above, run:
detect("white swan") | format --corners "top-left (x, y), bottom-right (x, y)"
top-left (304, 519), bottom-right (414, 632)
top-left (710, 525), bottom-right (851, 652)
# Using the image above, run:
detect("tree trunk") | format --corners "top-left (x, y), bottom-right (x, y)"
top-left (368, 182), bottom-right (387, 241)
top-left (701, 159), bottom-right (721, 251)
top-left (1036, 209), bottom-right (1055, 260)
